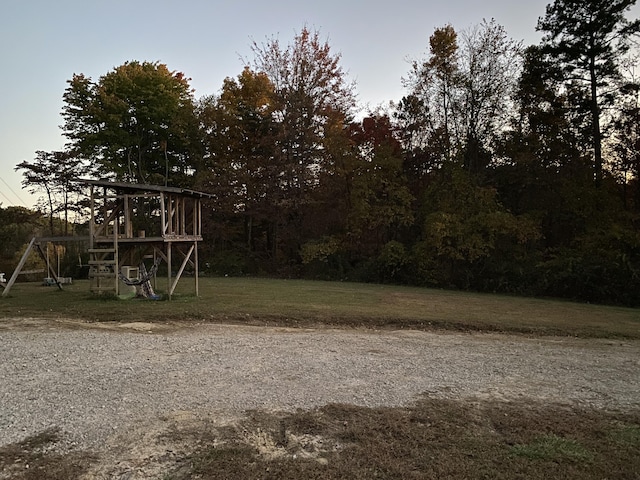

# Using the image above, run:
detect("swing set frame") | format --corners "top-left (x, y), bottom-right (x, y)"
top-left (1, 180), bottom-right (213, 300)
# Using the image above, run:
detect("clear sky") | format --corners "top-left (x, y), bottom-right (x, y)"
top-left (0, 0), bottom-right (627, 208)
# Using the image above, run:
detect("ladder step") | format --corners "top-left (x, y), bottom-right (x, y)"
top-left (91, 287), bottom-right (117, 292)
top-left (89, 272), bottom-right (116, 278)
top-left (88, 260), bottom-right (116, 265)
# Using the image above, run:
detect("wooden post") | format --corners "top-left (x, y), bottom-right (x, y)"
top-left (169, 243), bottom-right (194, 297)
top-left (181, 197), bottom-right (186, 235)
top-left (124, 194), bottom-right (132, 238)
top-left (35, 242), bottom-right (62, 290)
top-left (152, 246), bottom-right (158, 291)
top-left (89, 186), bottom-right (95, 250)
top-left (160, 192), bottom-right (166, 236)
top-left (102, 186), bottom-right (108, 236)
top-left (114, 217), bottom-right (119, 296)
top-left (194, 240), bottom-right (199, 297)
top-left (167, 241), bottom-right (172, 300)
top-left (198, 199), bottom-right (202, 236)
top-left (2, 237), bottom-right (37, 297)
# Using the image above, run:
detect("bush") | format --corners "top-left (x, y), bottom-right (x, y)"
top-left (375, 241), bottom-right (411, 284)
top-left (206, 249), bottom-right (249, 277)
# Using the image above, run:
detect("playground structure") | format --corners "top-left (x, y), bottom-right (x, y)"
top-left (1, 236), bottom-right (77, 297)
top-left (2, 180), bottom-right (213, 299)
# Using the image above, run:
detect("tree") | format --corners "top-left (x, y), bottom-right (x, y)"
top-left (248, 27), bottom-right (357, 267)
top-left (403, 25), bottom-right (460, 166)
top-left (537, 0), bottom-right (640, 186)
top-left (492, 43), bottom-right (640, 304)
top-left (249, 27), bottom-right (356, 193)
top-left (16, 150), bottom-right (88, 235)
top-left (401, 20), bottom-right (521, 177)
top-left (494, 46), bottom-right (591, 218)
top-left (345, 115), bottom-right (414, 254)
top-left (428, 24), bottom-right (459, 160)
top-left (458, 20), bottom-right (522, 174)
top-left (0, 205), bottom-right (43, 273)
top-left (196, 68), bottom-right (280, 268)
top-left (300, 114), bottom-right (415, 281)
top-left (610, 56), bottom-right (640, 210)
top-left (61, 61), bottom-right (198, 185)
top-left (414, 168), bottom-right (541, 290)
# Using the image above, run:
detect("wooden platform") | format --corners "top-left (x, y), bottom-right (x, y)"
top-left (83, 180), bottom-right (213, 298)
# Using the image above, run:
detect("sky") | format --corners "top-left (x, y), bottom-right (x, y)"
top-left (0, 0), bottom-right (621, 209)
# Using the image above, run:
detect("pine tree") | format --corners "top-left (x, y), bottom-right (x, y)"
top-left (537, 0), bottom-right (640, 186)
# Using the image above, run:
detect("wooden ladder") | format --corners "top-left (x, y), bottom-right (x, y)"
top-left (88, 240), bottom-right (118, 295)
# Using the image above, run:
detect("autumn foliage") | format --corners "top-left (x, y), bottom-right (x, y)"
top-left (17, 3), bottom-right (640, 305)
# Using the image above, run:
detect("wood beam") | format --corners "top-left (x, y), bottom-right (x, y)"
top-left (169, 243), bottom-right (195, 297)
top-left (2, 238), bottom-right (37, 297)
top-left (35, 243), bottom-right (62, 290)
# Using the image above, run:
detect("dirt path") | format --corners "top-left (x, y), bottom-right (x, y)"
top-left (1, 318), bottom-right (639, 477)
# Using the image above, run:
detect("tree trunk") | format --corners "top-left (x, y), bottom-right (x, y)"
top-left (589, 39), bottom-right (603, 187)
top-left (47, 188), bottom-right (54, 235)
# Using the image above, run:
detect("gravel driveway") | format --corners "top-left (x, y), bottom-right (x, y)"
top-left (1, 319), bottom-right (639, 474)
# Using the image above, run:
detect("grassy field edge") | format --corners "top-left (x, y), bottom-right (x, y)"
top-left (1, 277), bottom-right (638, 338)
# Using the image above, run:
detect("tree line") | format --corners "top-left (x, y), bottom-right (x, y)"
top-left (12, 0), bottom-right (640, 305)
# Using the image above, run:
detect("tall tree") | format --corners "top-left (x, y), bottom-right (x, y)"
top-left (498, 46), bottom-right (589, 182)
top-left (249, 27), bottom-right (356, 193)
top-left (403, 25), bottom-right (460, 166)
top-left (611, 74), bottom-right (640, 210)
top-left (61, 61), bottom-right (198, 185)
top-left (458, 20), bottom-right (522, 174)
top-left (248, 27), bottom-right (357, 265)
top-left (16, 150), bottom-right (88, 235)
top-left (494, 45), bottom-right (594, 250)
top-left (401, 20), bottom-right (521, 177)
top-left (428, 24), bottom-right (459, 161)
top-left (197, 67), bottom-right (280, 262)
top-left (345, 115), bottom-right (414, 255)
top-left (537, 0), bottom-right (640, 186)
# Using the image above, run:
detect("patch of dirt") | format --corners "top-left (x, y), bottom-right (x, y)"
top-left (0, 317), bottom-right (196, 334)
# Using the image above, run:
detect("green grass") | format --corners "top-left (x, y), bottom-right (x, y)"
top-left (510, 434), bottom-right (593, 462)
top-left (1, 277), bottom-right (639, 337)
top-left (608, 423), bottom-right (640, 447)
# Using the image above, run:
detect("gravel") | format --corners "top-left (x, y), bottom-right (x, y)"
top-left (1, 320), bottom-right (639, 454)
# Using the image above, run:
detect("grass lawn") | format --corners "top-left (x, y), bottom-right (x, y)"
top-left (1, 276), bottom-right (639, 338)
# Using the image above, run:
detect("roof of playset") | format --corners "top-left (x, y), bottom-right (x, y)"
top-left (79, 179), bottom-right (214, 199)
